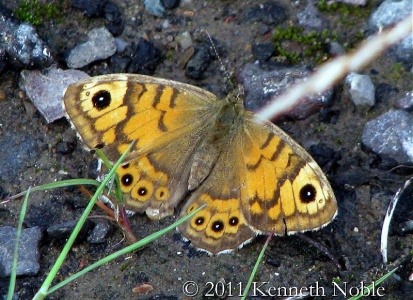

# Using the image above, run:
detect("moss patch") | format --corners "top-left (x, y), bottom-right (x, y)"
top-left (14, 0), bottom-right (61, 26)
top-left (270, 26), bottom-right (338, 64)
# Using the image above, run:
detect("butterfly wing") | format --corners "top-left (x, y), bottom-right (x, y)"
top-left (177, 109), bottom-right (337, 254)
top-left (63, 74), bottom-right (220, 218)
top-left (239, 111), bottom-right (337, 234)
top-left (177, 125), bottom-right (256, 254)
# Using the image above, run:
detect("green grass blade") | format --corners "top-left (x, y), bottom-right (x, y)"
top-left (95, 148), bottom-right (113, 170)
top-left (33, 141), bottom-right (135, 300)
top-left (7, 179), bottom-right (100, 200)
top-left (7, 188), bottom-right (31, 300)
top-left (48, 203), bottom-right (206, 294)
top-left (241, 233), bottom-right (272, 299)
top-left (348, 268), bottom-right (398, 300)
top-left (95, 148), bottom-right (124, 203)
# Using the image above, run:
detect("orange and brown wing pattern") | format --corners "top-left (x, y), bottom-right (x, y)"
top-left (240, 112), bottom-right (337, 235)
top-left (63, 74), bottom-right (218, 161)
top-left (63, 74), bottom-right (219, 218)
top-left (116, 129), bottom-right (208, 218)
top-left (177, 131), bottom-right (255, 254)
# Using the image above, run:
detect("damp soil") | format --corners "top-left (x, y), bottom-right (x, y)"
top-left (0, 0), bottom-right (412, 299)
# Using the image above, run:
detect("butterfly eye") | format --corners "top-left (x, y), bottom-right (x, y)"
top-left (92, 90), bottom-right (111, 110)
top-left (299, 184), bottom-right (317, 203)
top-left (211, 220), bottom-right (224, 232)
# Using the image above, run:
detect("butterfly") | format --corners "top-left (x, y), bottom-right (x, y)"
top-left (63, 73), bottom-right (337, 254)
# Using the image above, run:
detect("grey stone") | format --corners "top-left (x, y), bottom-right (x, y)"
top-left (47, 220), bottom-right (93, 242)
top-left (87, 220), bottom-right (113, 244)
top-left (239, 62), bottom-right (333, 119)
top-left (19, 67), bottom-right (90, 123)
top-left (243, 1), bottom-right (287, 26)
top-left (367, 0), bottom-right (411, 32)
top-left (327, 41), bottom-right (346, 56)
top-left (0, 132), bottom-right (40, 181)
top-left (297, 2), bottom-right (328, 31)
top-left (144, 0), bottom-right (165, 17)
top-left (345, 72), bottom-right (375, 107)
top-left (66, 27), bottom-right (116, 68)
top-left (366, 0), bottom-right (412, 69)
top-left (177, 32), bottom-right (193, 51)
top-left (396, 91), bottom-right (413, 111)
top-left (0, 6), bottom-right (54, 69)
top-left (362, 110), bottom-right (413, 164)
top-left (0, 226), bottom-right (42, 278)
top-left (395, 35), bottom-right (412, 69)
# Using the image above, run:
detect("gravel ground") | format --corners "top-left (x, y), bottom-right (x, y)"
top-left (0, 0), bottom-right (412, 299)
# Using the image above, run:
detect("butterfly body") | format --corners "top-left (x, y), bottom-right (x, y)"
top-left (63, 73), bottom-right (337, 254)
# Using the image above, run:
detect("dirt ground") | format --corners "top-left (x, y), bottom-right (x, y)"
top-left (0, 0), bottom-right (412, 299)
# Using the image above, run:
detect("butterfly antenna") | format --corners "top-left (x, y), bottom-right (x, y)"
top-left (202, 30), bottom-right (233, 83)
top-left (202, 29), bottom-right (241, 97)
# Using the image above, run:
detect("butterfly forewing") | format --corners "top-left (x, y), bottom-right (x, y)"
top-left (64, 74), bottom-right (220, 218)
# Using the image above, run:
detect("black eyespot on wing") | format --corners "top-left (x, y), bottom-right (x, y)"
top-left (195, 217), bottom-right (205, 225)
top-left (92, 90), bottom-right (111, 110)
top-left (300, 184), bottom-right (317, 203)
top-left (211, 220), bottom-right (224, 232)
top-left (121, 174), bottom-right (133, 186)
top-left (138, 187), bottom-right (147, 196)
top-left (229, 217), bottom-right (239, 226)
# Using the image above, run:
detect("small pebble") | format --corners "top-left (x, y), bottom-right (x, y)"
top-left (87, 220), bottom-right (113, 244)
top-left (66, 27), bottom-right (117, 69)
top-left (144, 0), bottom-right (165, 16)
top-left (0, 226), bottom-right (42, 278)
top-left (239, 62), bottom-right (333, 119)
top-left (362, 110), bottom-right (413, 164)
top-left (161, 0), bottom-right (180, 10)
top-left (296, 2), bottom-right (328, 31)
top-left (70, 0), bottom-right (105, 17)
top-left (177, 31), bottom-right (193, 50)
top-left (243, 1), bottom-right (287, 26)
top-left (375, 82), bottom-right (399, 104)
top-left (0, 7), bottom-right (54, 70)
top-left (345, 72), bottom-right (375, 108)
top-left (112, 38), bottom-right (162, 74)
top-left (47, 220), bottom-right (93, 242)
top-left (396, 91), bottom-right (413, 111)
top-left (19, 67), bottom-right (90, 123)
top-left (104, 1), bottom-right (124, 36)
top-left (366, 0), bottom-right (411, 32)
top-left (326, 41), bottom-right (346, 56)
top-left (185, 46), bottom-right (213, 80)
top-left (252, 42), bottom-right (275, 61)
top-left (395, 35), bottom-right (412, 70)
top-left (0, 132), bottom-right (40, 180)
top-left (55, 141), bottom-right (76, 155)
